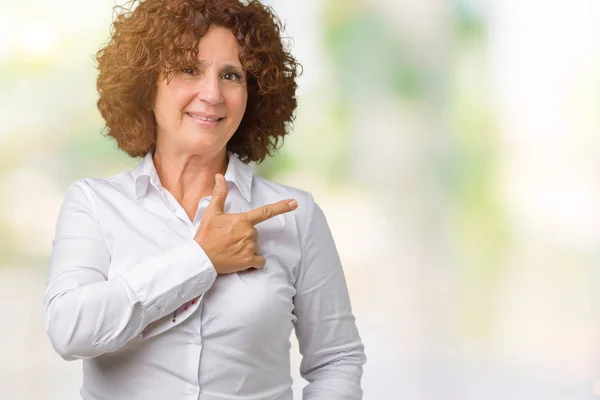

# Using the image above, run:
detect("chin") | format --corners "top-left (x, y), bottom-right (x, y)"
top-left (183, 138), bottom-right (227, 156)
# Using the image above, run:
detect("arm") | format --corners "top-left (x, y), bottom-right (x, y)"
top-left (44, 181), bottom-right (217, 360)
top-left (293, 194), bottom-right (366, 399)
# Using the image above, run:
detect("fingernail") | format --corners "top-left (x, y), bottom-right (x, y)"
top-left (214, 174), bottom-right (221, 188)
top-left (288, 200), bottom-right (298, 209)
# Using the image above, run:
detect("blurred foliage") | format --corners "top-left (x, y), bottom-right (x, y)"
top-left (449, 0), bottom-right (508, 339)
top-left (323, 7), bottom-right (423, 101)
top-left (259, 0), bottom-right (427, 184)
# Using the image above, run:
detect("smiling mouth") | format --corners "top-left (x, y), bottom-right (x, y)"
top-left (186, 112), bottom-right (226, 127)
top-left (186, 112), bottom-right (225, 122)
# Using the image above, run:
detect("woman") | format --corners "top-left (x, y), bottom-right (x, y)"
top-left (44, 0), bottom-right (365, 399)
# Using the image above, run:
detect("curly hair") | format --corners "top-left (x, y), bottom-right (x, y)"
top-left (95, 0), bottom-right (300, 162)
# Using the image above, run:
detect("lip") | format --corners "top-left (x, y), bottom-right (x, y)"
top-left (186, 112), bottom-right (225, 127)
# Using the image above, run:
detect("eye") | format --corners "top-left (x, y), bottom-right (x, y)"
top-left (182, 67), bottom-right (198, 75)
top-left (222, 72), bottom-right (242, 81)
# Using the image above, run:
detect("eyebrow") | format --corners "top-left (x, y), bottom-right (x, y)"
top-left (196, 60), bottom-right (244, 73)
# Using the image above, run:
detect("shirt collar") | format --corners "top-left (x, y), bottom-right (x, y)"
top-left (131, 151), bottom-right (254, 203)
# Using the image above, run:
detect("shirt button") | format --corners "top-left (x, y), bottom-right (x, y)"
top-left (191, 335), bottom-right (201, 345)
top-left (189, 387), bottom-right (198, 394)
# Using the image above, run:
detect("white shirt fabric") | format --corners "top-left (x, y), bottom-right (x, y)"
top-left (44, 152), bottom-right (366, 400)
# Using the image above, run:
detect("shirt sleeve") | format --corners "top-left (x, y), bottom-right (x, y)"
top-left (44, 180), bottom-right (217, 360)
top-left (293, 194), bottom-right (366, 399)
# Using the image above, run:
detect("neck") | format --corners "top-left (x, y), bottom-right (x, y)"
top-left (152, 147), bottom-right (228, 205)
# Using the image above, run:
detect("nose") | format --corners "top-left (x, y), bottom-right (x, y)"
top-left (196, 73), bottom-right (224, 105)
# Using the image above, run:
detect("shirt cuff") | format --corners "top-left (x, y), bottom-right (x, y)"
top-left (115, 240), bottom-right (217, 321)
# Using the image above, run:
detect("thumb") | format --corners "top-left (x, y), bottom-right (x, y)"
top-left (207, 173), bottom-right (227, 214)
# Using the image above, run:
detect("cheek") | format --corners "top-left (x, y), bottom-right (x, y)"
top-left (172, 88), bottom-right (197, 113)
top-left (156, 84), bottom-right (194, 114)
top-left (230, 91), bottom-right (248, 119)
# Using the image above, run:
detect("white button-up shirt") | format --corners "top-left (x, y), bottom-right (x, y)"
top-left (44, 152), bottom-right (366, 400)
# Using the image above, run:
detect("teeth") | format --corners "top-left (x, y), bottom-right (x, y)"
top-left (188, 113), bottom-right (219, 122)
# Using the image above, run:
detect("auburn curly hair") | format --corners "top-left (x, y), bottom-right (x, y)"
top-left (95, 0), bottom-right (300, 162)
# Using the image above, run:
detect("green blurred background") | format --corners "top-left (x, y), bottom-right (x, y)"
top-left (1, 0), bottom-right (599, 398)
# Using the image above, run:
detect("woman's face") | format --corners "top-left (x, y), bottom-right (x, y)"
top-left (153, 25), bottom-right (248, 157)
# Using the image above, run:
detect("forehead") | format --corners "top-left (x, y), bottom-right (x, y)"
top-left (196, 25), bottom-right (242, 64)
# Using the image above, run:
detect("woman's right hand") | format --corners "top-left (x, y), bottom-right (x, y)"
top-left (194, 174), bottom-right (298, 275)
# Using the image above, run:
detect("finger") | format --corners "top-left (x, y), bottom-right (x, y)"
top-left (252, 240), bottom-right (260, 255)
top-left (206, 174), bottom-right (228, 214)
top-left (251, 227), bottom-right (259, 241)
top-left (244, 199), bottom-right (298, 225)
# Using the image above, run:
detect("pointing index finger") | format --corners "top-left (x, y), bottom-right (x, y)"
top-left (244, 199), bottom-right (298, 225)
